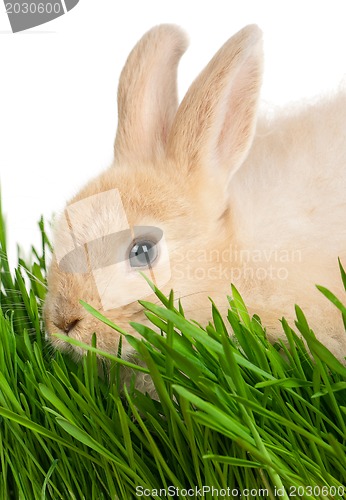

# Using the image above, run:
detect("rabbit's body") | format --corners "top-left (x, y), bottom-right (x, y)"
top-left (44, 24), bottom-right (346, 364)
top-left (229, 95), bottom-right (346, 355)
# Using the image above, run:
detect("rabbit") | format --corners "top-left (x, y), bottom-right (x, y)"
top-left (44, 23), bottom-right (346, 373)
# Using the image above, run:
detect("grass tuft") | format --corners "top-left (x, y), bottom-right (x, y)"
top-left (0, 200), bottom-right (346, 499)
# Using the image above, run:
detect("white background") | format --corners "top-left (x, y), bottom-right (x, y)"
top-left (1, 0), bottom-right (346, 267)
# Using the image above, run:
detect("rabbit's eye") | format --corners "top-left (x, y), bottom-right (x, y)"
top-left (129, 241), bottom-right (157, 268)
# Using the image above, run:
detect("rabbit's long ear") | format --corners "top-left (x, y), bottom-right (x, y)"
top-left (167, 25), bottom-right (263, 182)
top-left (114, 25), bottom-right (188, 164)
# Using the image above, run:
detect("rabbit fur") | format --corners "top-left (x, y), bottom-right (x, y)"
top-left (44, 24), bottom-right (346, 376)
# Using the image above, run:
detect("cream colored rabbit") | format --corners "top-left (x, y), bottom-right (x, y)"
top-left (44, 24), bottom-right (346, 365)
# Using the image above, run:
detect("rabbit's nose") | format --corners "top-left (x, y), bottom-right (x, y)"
top-left (53, 318), bottom-right (80, 335)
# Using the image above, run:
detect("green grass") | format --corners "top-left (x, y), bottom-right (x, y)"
top-left (0, 197), bottom-right (346, 500)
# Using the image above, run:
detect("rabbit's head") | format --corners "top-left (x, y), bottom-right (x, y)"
top-left (44, 24), bottom-right (263, 359)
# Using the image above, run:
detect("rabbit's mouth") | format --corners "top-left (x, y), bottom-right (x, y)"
top-left (44, 300), bottom-right (150, 360)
